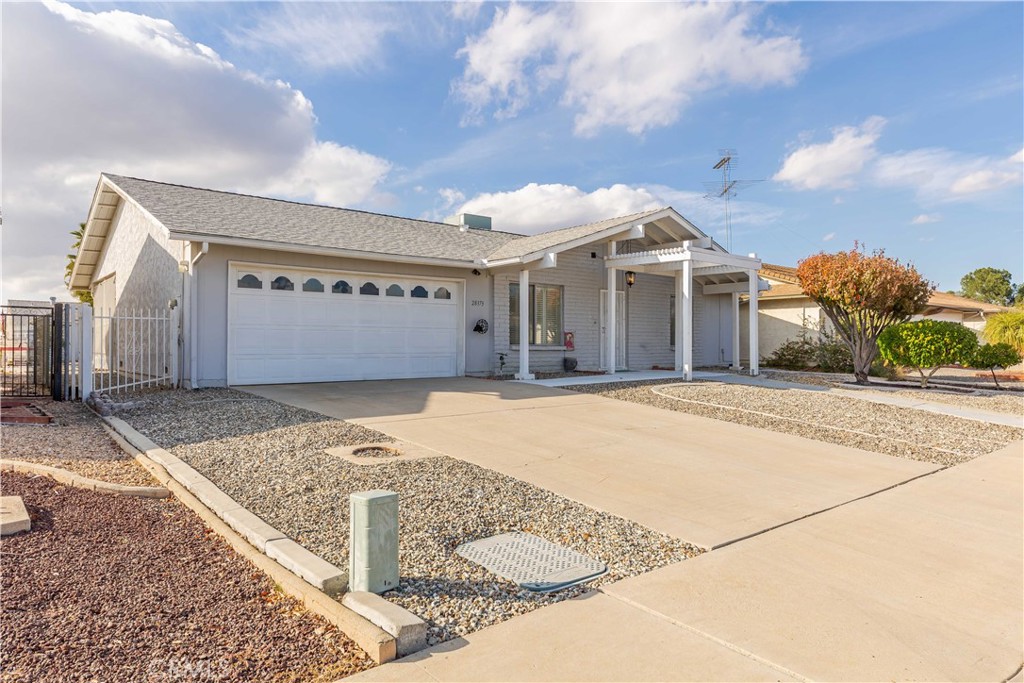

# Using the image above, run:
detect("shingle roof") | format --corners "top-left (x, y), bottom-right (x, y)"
top-left (104, 174), bottom-right (522, 263)
top-left (484, 208), bottom-right (668, 261)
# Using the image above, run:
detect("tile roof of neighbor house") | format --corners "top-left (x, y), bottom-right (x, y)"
top-left (759, 263), bottom-right (800, 285)
top-left (484, 208), bottom-right (668, 261)
top-left (757, 263), bottom-right (1009, 315)
top-left (104, 174), bottom-right (523, 263)
top-left (102, 174), bottom-right (667, 265)
top-left (924, 291), bottom-right (1008, 314)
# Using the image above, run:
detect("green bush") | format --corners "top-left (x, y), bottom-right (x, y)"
top-left (764, 323), bottom-right (854, 373)
top-left (970, 342), bottom-right (1022, 388)
top-left (764, 337), bottom-right (817, 369)
top-left (814, 328), bottom-right (854, 373)
top-left (878, 320), bottom-right (979, 387)
top-left (869, 357), bottom-right (900, 380)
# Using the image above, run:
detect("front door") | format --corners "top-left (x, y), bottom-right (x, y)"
top-left (599, 289), bottom-right (626, 370)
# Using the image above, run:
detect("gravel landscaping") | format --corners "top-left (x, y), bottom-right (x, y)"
top-left (0, 472), bottom-right (373, 682)
top-left (568, 379), bottom-right (1022, 467)
top-left (0, 400), bottom-right (154, 486)
top-left (119, 388), bottom-right (703, 646)
top-left (760, 369), bottom-right (1024, 416)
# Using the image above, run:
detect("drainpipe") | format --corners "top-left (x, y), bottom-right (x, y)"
top-left (188, 242), bottom-right (208, 389)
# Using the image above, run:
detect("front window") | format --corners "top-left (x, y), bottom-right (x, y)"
top-left (509, 283), bottom-right (563, 346)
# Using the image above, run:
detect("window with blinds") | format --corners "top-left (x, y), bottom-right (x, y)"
top-left (509, 283), bottom-right (564, 346)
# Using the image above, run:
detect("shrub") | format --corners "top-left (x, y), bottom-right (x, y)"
top-left (877, 320), bottom-right (979, 388)
top-left (814, 327), bottom-right (854, 373)
top-left (982, 309), bottom-right (1024, 356)
top-left (764, 337), bottom-right (817, 370)
top-left (970, 342), bottom-right (1023, 389)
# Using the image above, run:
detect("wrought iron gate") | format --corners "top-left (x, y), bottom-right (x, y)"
top-left (0, 305), bottom-right (54, 397)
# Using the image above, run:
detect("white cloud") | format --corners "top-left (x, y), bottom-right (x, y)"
top-left (457, 183), bottom-right (663, 234)
top-left (773, 116), bottom-right (886, 190)
top-left (453, 181), bottom-right (781, 240)
top-left (454, 3), bottom-right (805, 136)
top-left (260, 142), bottom-right (391, 208)
top-left (450, 1), bottom-right (485, 23)
top-left (873, 147), bottom-right (1022, 201)
top-left (2, 2), bottom-right (391, 304)
top-left (910, 213), bottom-right (941, 225)
top-left (822, 232), bottom-right (837, 242)
top-left (225, 3), bottom-right (399, 72)
top-left (775, 118), bottom-right (1021, 202)
top-left (438, 188), bottom-right (467, 210)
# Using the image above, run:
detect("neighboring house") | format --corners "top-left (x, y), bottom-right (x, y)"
top-left (739, 263), bottom-right (1007, 363)
top-left (69, 174), bottom-right (765, 387)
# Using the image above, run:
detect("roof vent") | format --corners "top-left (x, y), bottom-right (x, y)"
top-left (445, 213), bottom-right (492, 231)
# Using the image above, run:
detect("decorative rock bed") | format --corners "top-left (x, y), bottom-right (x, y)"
top-left (118, 388), bottom-right (703, 646)
top-left (568, 379), bottom-right (1023, 467)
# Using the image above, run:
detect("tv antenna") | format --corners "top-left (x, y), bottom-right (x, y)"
top-left (702, 149), bottom-right (762, 252)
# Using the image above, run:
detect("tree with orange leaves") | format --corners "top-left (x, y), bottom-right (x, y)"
top-left (797, 245), bottom-right (933, 384)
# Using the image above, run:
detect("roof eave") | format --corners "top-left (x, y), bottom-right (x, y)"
top-left (167, 231), bottom-right (479, 269)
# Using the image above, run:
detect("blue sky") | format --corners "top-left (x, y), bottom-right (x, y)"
top-left (3, 1), bottom-right (1022, 304)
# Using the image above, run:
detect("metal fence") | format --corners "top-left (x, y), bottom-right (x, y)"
top-left (91, 306), bottom-right (178, 394)
top-left (0, 305), bottom-right (53, 397)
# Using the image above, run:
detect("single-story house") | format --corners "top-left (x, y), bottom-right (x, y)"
top-left (69, 173), bottom-right (766, 387)
top-left (739, 263), bottom-right (1007, 363)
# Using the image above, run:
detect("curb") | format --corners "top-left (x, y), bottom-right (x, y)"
top-left (101, 417), bottom-right (410, 664)
top-left (0, 459), bottom-right (170, 498)
top-left (103, 417), bottom-right (348, 596)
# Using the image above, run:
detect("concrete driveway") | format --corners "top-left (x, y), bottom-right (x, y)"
top-left (245, 378), bottom-right (1023, 681)
top-left (246, 377), bottom-right (936, 549)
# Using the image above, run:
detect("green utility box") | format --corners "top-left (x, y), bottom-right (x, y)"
top-left (349, 490), bottom-right (399, 594)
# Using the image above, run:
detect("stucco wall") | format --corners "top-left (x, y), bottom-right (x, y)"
top-left (193, 245), bottom-right (490, 387)
top-left (90, 199), bottom-right (183, 312)
top-left (739, 298), bottom-right (824, 363)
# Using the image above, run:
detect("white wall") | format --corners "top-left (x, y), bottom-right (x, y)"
top-left (739, 299), bottom-right (823, 363)
top-left (90, 199), bottom-right (183, 312)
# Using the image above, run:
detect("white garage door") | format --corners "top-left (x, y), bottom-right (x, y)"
top-left (228, 265), bottom-right (462, 385)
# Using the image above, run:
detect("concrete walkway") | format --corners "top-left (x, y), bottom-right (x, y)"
top-left (247, 378), bottom-right (936, 549)
top-left (350, 441), bottom-right (1023, 682)
top-left (521, 370), bottom-right (1024, 428)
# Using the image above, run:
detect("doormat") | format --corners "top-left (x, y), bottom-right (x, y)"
top-left (455, 531), bottom-right (607, 593)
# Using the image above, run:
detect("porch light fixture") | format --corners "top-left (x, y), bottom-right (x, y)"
top-left (625, 271), bottom-right (636, 288)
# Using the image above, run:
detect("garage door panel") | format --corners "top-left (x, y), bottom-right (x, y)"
top-left (229, 266), bottom-right (462, 385)
top-left (298, 300), bottom-right (328, 323)
top-left (234, 297), bottom-right (268, 323)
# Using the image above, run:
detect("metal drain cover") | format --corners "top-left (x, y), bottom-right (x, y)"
top-left (456, 531), bottom-right (607, 593)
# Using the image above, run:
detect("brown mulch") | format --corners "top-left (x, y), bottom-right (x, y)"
top-left (0, 472), bottom-right (374, 683)
top-left (0, 400), bottom-right (153, 486)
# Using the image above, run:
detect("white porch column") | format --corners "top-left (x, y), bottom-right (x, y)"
top-left (606, 240), bottom-right (617, 373)
top-left (731, 292), bottom-right (740, 371)
top-left (674, 270), bottom-right (683, 373)
top-left (681, 259), bottom-right (693, 381)
top-left (748, 270), bottom-right (759, 376)
top-left (515, 268), bottom-right (534, 380)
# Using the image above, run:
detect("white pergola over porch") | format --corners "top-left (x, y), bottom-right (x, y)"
top-left (491, 210), bottom-right (766, 381)
top-left (603, 237), bottom-right (766, 381)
